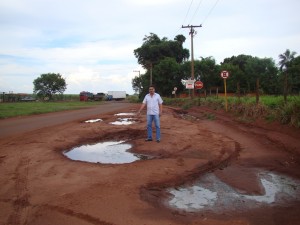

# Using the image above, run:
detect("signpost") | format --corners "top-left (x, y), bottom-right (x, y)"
top-left (194, 81), bottom-right (203, 89)
top-left (220, 71), bottom-right (230, 112)
top-left (185, 79), bottom-right (195, 89)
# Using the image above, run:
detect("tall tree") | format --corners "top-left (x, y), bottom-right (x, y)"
top-left (33, 73), bottom-right (67, 100)
top-left (278, 49), bottom-right (297, 103)
top-left (222, 55), bottom-right (253, 95)
top-left (245, 57), bottom-right (277, 103)
top-left (288, 56), bottom-right (300, 94)
top-left (194, 57), bottom-right (218, 96)
top-left (133, 33), bottom-right (189, 95)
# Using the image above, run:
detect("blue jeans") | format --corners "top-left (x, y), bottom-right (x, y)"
top-left (147, 114), bottom-right (161, 141)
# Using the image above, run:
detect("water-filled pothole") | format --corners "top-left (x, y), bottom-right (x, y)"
top-left (63, 141), bottom-right (148, 164)
top-left (114, 113), bottom-right (136, 116)
top-left (110, 118), bottom-right (136, 125)
top-left (85, 119), bottom-right (103, 123)
top-left (167, 172), bottom-right (300, 212)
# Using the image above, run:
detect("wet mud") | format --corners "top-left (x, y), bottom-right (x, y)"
top-left (0, 104), bottom-right (300, 225)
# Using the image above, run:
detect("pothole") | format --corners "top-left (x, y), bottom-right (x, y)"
top-left (63, 141), bottom-right (149, 164)
top-left (166, 172), bottom-right (300, 212)
top-left (110, 112), bottom-right (138, 125)
top-left (84, 119), bottom-right (103, 123)
top-left (110, 118), bottom-right (136, 125)
top-left (114, 113), bottom-right (136, 116)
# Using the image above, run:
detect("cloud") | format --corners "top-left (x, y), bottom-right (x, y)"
top-left (0, 0), bottom-right (300, 95)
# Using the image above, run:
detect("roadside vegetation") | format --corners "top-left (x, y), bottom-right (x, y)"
top-left (131, 34), bottom-right (299, 128)
top-left (0, 101), bottom-right (101, 119)
top-left (163, 95), bottom-right (300, 128)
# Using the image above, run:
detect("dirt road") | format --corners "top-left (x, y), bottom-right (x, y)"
top-left (0, 102), bottom-right (132, 138)
top-left (0, 102), bottom-right (300, 225)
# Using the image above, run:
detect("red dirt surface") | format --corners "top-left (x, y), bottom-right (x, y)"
top-left (0, 103), bottom-right (299, 225)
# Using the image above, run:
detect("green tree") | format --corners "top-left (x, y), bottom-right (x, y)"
top-left (289, 56), bottom-right (300, 94)
top-left (133, 33), bottom-right (189, 96)
top-left (134, 33), bottom-right (189, 68)
top-left (221, 55), bottom-right (253, 95)
top-left (194, 57), bottom-right (218, 96)
top-left (33, 73), bottom-right (67, 100)
top-left (278, 49), bottom-right (297, 103)
top-left (152, 57), bottom-right (181, 96)
top-left (245, 57), bottom-right (277, 103)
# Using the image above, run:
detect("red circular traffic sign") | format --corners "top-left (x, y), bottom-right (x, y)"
top-left (194, 81), bottom-right (204, 89)
top-left (220, 70), bottom-right (229, 79)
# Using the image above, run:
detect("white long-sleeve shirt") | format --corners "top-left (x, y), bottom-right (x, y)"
top-left (142, 93), bottom-right (163, 115)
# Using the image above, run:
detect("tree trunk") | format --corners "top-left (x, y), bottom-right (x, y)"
top-left (256, 78), bottom-right (260, 104)
top-left (284, 73), bottom-right (288, 104)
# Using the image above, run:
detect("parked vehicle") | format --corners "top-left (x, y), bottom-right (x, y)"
top-left (20, 96), bottom-right (36, 102)
top-left (93, 93), bottom-right (105, 101)
top-left (79, 91), bottom-right (94, 101)
top-left (107, 91), bottom-right (126, 101)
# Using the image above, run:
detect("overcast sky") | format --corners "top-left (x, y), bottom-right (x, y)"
top-left (0, 0), bottom-right (299, 95)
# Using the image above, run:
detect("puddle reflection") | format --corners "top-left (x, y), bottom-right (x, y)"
top-left (110, 118), bottom-right (136, 125)
top-left (85, 119), bottom-right (103, 123)
top-left (63, 141), bottom-right (146, 164)
top-left (114, 113), bottom-right (136, 116)
top-left (167, 172), bottom-right (300, 212)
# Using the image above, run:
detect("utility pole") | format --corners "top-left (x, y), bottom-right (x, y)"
top-left (182, 25), bottom-right (202, 98)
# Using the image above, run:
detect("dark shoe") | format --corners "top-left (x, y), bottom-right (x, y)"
top-left (156, 140), bottom-right (160, 143)
top-left (145, 139), bottom-right (153, 141)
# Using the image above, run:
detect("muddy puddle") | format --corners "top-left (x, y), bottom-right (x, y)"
top-left (84, 119), bottom-right (103, 123)
top-left (110, 118), bottom-right (136, 125)
top-left (114, 113), bottom-right (136, 116)
top-left (110, 112), bottom-right (137, 125)
top-left (63, 141), bottom-right (149, 164)
top-left (166, 172), bottom-right (300, 213)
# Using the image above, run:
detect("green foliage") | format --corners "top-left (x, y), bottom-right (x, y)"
top-left (133, 33), bottom-right (189, 69)
top-left (133, 34), bottom-right (299, 100)
top-left (33, 73), bottom-right (67, 100)
top-left (127, 95), bottom-right (140, 103)
top-left (0, 101), bottom-right (100, 119)
top-left (163, 96), bottom-right (300, 128)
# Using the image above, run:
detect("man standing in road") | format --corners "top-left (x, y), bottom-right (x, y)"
top-left (137, 85), bottom-right (163, 143)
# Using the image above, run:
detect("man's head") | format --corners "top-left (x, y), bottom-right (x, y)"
top-left (149, 85), bottom-right (155, 94)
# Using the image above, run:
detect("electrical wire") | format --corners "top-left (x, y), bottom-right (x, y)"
top-left (188, 0), bottom-right (204, 25)
top-left (201, 0), bottom-right (221, 25)
top-left (182, 0), bottom-right (194, 25)
top-left (173, 0), bottom-right (194, 36)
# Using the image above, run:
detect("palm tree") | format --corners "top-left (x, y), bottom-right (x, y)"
top-left (278, 49), bottom-right (297, 103)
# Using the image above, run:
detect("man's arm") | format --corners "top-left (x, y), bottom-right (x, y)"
top-left (159, 104), bottom-right (162, 116)
top-left (138, 103), bottom-right (146, 114)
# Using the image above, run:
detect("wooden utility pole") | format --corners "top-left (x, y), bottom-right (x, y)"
top-left (182, 25), bottom-right (202, 98)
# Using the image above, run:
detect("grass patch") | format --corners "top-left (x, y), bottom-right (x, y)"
top-left (0, 101), bottom-right (102, 119)
top-left (164, 95), bottom-right (300, 128)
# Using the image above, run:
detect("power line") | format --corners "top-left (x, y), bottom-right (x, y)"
top-left (201, 0), bottom-right (221, 25)
top-left (188, 0), bottom-right (204, 24)
top-left (173, 0), bottom-right (194, 37)
top-left (182, 0), bottom-right (194, 25)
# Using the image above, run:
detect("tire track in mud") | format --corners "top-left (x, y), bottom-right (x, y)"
top-left (140, 142), bottom-right (242, 213)
top-left (41, 204), bottom-right (116, 225)
top-left (7, 155), bottom-right (30, 225)
top-left (141, 109), bottom-right (242, 209)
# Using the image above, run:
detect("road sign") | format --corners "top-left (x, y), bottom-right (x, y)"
top-left (194, 81), bottom-right (203, 89)
top-left (220, 70), bottom-right (229, 79)
top-left (185, 79), bottom-right (195, 89)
